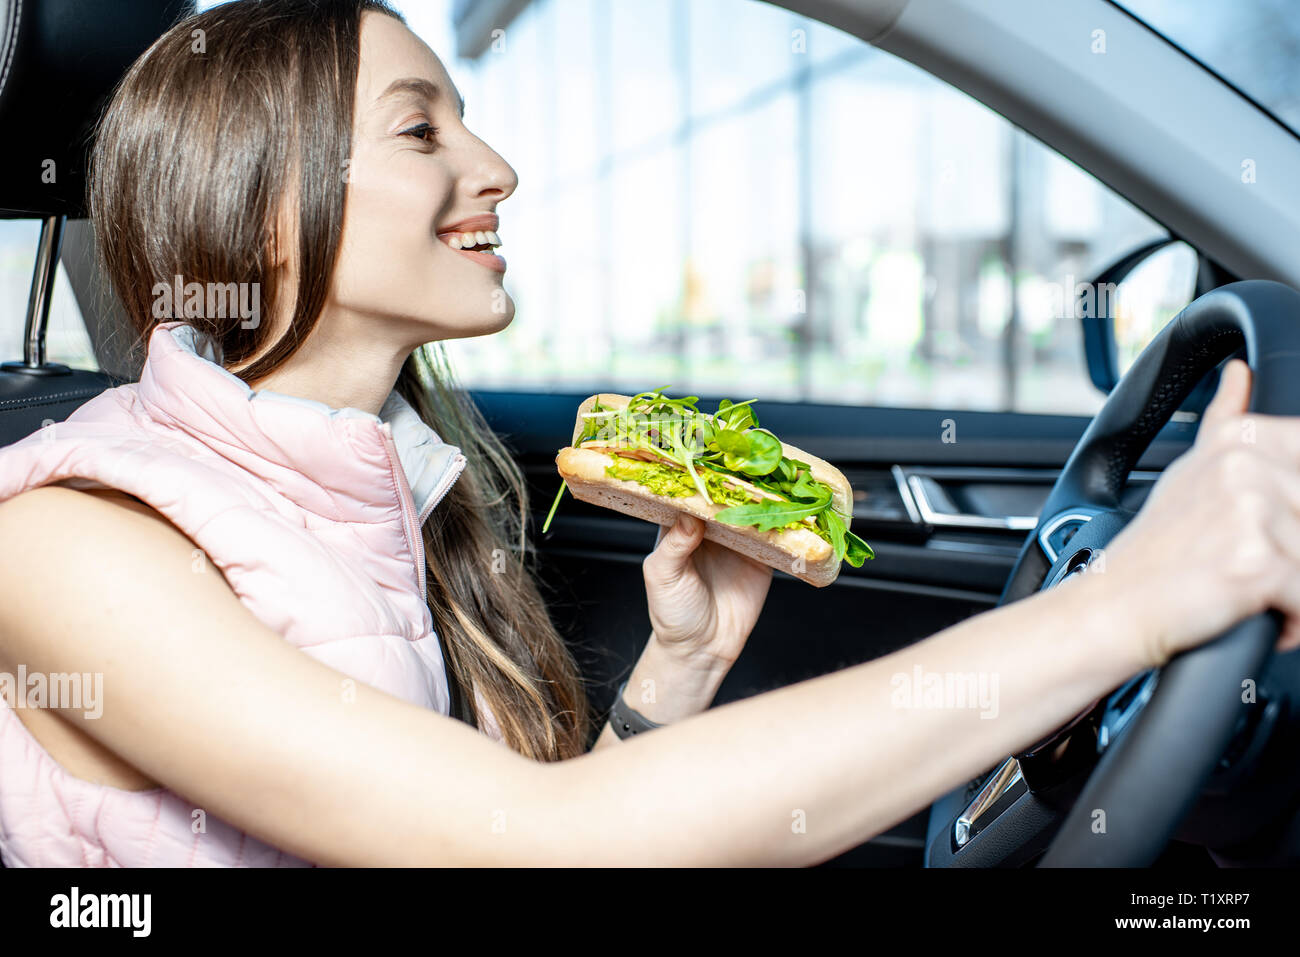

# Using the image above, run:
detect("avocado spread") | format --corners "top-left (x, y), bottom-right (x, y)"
top-left (604, 456), bottom-right (828, 538)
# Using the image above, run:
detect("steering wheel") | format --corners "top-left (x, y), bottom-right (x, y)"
top-left (925, 279), bottom-right (1300, 867)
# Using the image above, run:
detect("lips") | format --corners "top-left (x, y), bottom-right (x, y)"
top-left (437, 214), bottom-right (499, 237)
top-left (437, 213), bottom-right (506, 272)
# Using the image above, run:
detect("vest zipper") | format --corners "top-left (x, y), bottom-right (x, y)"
top-left (417, 450), bottom-right (468, 527)
top-left (379, 424), bottom-right (468, 599)
top-left (380, 423), bottom-right (429, 598)
top-left (379, 426), bottom-right (474, 726)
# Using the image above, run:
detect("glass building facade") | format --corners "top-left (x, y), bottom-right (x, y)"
top-left (11, 0), bottom-right (1288, 415)
top-left (433, 0), bottom-right (1182, 415)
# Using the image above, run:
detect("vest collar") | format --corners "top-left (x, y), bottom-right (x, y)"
top-left (135, 321), bottom-right (467, 527)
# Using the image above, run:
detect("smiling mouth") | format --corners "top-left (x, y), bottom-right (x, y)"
top-left (439, 231), bottom-right (506, 273)
top-left (442, 229), bottom-right (501, 253)
top-left (436, 218), bottom-right (507, 273)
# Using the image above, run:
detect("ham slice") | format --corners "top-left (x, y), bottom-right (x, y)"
top-left (578, 443), bottom-right (672, 465)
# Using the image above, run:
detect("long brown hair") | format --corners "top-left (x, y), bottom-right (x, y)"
top-left (88, 0), bottom-right (591, 761)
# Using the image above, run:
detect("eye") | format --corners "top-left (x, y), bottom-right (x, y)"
top-left (399, 122), bottom-right (440, 147)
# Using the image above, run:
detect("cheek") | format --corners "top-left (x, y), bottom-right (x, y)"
top-left (349, 160), bottom-right (451, 247)
top-left (332, 161), bottom-right (455, 297)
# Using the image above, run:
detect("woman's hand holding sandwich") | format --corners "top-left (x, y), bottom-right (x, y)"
top-left (643, 512), bottom-right (774, 668)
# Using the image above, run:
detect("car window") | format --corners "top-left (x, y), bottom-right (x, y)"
top-left (419, 0), bottom-right (1191, 417)
top-left (1114, 0), bottom-right (1300, 139)
top-left (0, 221), bottom-right (99, 371)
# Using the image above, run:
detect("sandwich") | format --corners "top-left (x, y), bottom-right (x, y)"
top-left (541, 388), bottom-right (873, 587)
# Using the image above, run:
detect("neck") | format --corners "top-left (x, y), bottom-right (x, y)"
top-left (234, 315), bottom-right (415, 417)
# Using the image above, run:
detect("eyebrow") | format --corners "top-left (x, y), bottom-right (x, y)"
top-left (374, 76), bottom-right (465, 119)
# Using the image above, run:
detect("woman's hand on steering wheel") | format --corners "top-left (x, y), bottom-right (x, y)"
top-left (1102, 358), bottom-right (1300, 669)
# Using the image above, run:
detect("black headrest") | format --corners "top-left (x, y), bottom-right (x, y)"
top-left (0, 0), bottom-right (195, 218)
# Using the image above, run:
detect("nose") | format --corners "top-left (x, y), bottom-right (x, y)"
top-left (461, 131), bottom-right (518, 205)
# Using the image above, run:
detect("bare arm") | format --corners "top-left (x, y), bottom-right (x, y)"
top-left (0, 484), bottom-right (1153, 866)
top-left (558, 572), bottom-right (1145, 864)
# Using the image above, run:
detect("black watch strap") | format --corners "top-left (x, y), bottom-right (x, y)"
top-left (610, 678), bottom-right (662, 739)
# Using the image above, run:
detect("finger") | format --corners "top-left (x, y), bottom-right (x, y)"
top-left (1276, 621), bottom-right (1300, 653)
top-left (1254, 506), bottom-right (1300, 652)
top-left (645, 514), bottom-right (703, 579)
top-left (1198, 358), bottom-right (1252, 441)
top-left (1189, 357), bottom-right (1300, 471)
top-left (1213, 411), bottom-right (1300, 474)
top-left (1257, 458), bottom-right (1300, 518)
top-left (654, 513), bottom-right (698, 549)
top-left (665, 513), bottom-right (703, 550)
top-left (1261, 498), bottom-right (1300, 568)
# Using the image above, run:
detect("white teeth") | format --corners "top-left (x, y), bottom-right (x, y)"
top-left (445, 229), bottom-right (501, 250)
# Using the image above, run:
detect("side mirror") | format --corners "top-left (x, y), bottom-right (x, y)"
top-left (1081, 240), bottom-right (1240, 413)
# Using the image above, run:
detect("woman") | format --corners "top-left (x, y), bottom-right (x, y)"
top-left (0, 0), bottom-right (1297, 867)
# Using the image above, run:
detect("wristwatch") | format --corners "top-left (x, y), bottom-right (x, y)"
top-left (609, 678), bottom-right (662, 739)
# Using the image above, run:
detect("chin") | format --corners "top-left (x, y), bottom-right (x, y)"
top-left (483, 292), bottom-right (516, 329)
top-left (431, 305), bottom-right (515, 342)
top-left (483, 308), bottom-right (515, 337)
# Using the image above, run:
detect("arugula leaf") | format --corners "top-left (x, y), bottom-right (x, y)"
top-left (818, 507), bottom-right (848, 564)
top-left (712, 489), bottom-right (830, 531)
top-left (714, 398), bottom-right (758, 432)
top-left (541, 479), bottom-right (566, 534)
top-left (844, 528), bottom-right (874, 565)
top-left (788, 466), bottom-right (826, 502)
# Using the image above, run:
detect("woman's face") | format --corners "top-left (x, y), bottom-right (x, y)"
top-left (328, 11), bottom-right (519, 345)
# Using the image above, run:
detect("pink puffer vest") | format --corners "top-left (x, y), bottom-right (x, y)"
top-left (0, 321), bottom-right (501, 867)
